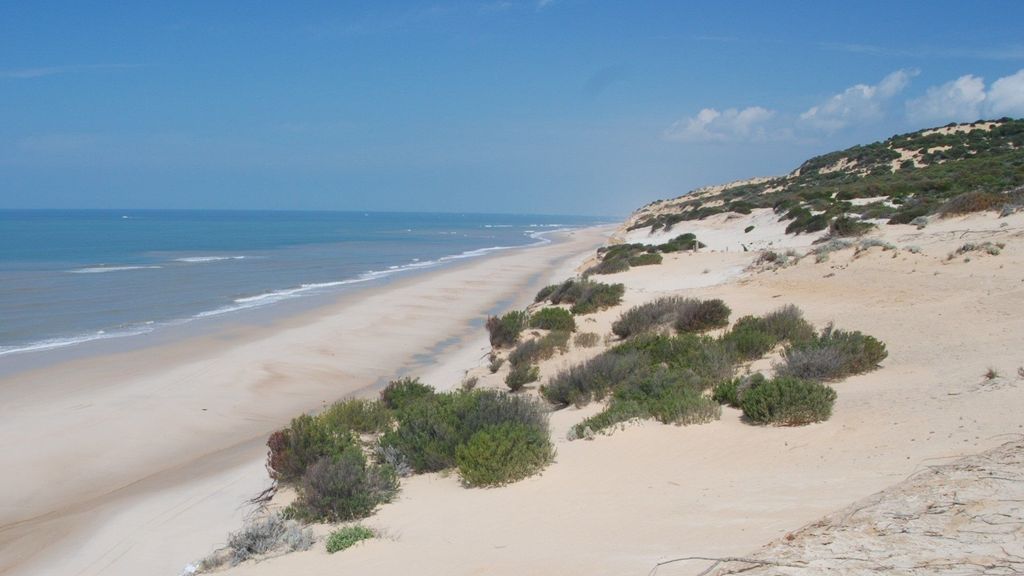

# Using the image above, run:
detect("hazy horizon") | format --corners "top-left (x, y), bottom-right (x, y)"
top-left (3, 1), bottom-right (1024, 216)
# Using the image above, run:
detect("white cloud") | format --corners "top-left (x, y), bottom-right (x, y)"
top-left (987, 69), bottom-right (1024, 117)
top-left (799, 69), bottom-right (917, 132)
top-left (664, 106), bottom-right (776, 143)
top-left (906, 68), bottom-right (1024, 124)
top-left (906, 74), bottom-right (987, 124)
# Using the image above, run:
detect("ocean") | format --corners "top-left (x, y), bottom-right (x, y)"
top-left (0, 210), bottom-right (603, 358)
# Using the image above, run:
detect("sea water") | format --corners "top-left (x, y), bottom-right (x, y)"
top-left (0, 210), bottom-right (602, 358)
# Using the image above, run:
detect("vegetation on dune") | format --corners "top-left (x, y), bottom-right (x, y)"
top-left (611, 297), bottom-right (731, 339)
top-left (774, 324), bottom-right (887, 381)
top-left (533, 278), bottom-right (624, 315)
top-left (740, 376), bottom-right (837, 426)
top-left (485, 309), bottom-right (530, 348)
top-left (326, 525), bottom-right (375, 553)
top-left (583, 234), bottom-right (704, 275)
top-left (528, 307), bottom-right (576, 332)
top-left (627, 118), bottom-right (1024, 235)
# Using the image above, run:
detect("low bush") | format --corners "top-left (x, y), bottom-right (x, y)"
top-left (488, 354), bottom-right (505, 373)
top-left (828, 215), bottom-right (874, 237)
top-left (505, 363), bottom-right (540, 391)
top-left (486, 310), bottom-right (530, 348)
top-left (379, 377), bottom-right (434, 411)
top-left (456, 422), bottom-right (554, 487)
top-left (628, 252), bottom-right (663, 266)
top-left (536, 278), bottom-right (625, 315)
top-left (775, 325), bottom-right (887, 381)
top-left (657, 233), bottom-right (704, 252)
top-left (721, 316), bottom-right (776, 361)
top-left (571, 369), bottom-right (720, 436)
top-left (939, 191), bottom-right (1006, 216)
top-left (712, 372), bottom-right (766, 407)
top-left (614, 332), bottom-right (735, 390)
top-left (612, 297), bottom-right (731, 339)
top-left (573, 331), bottom-right (600, 348)
top-left (267, 414), bottom-right (358, 483)
top-left (740, 376), bottom-right (837, 425)
top-left (675, 299), bottom-right (731, 333)
top-left (223, 512), bottom-right (314, 566)
top-left (380, 390), bottom-right (550, 475)
top-left (585, 256), bottom-right (631, 275)
top-left (326, 525), bottom-right (375, 554)
top-left (289, 450), bottom-right (399, 522)
top-left (761, 304), bottom-right (817, 344)
top-left (509, 331), bottom-right (570, 367)
top-left (528, 307), bottom-right (576, 332)
top-left (320, 398), bottom-right (393, 435)
top-left (542, 350), bottom-right (650, 407)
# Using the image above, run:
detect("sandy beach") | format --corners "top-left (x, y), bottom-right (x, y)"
top-left (0, 225), bottom-right (614, 576)
top-left (205, 208), bottom-right (1023, 576)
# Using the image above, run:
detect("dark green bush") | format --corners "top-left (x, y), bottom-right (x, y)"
top-left (628, 252), bottom-right (663, 266)
top-left (326, 525), bottom-right (375, 553)
top-left (939, 191), bottom-right (1006, 216)
top-left (542, 350), bottom-right (650, 407)
top-left (614, 333), bottom-right (734, 391)
top-left (267, 414), bottom-right (358, 483)
top-left (571, 368), bottom-right (720, 436)
top-left (740, 376), bottom-right (837, 425)
top-left (585, 256), bottom-right (631, 275)
top-left (528, 307), bottom-right (576, 332)
top-left (380, 390), bottom-right (550, 474)
top-left (485, 310), bottom-right (530, 348)
top-left (509, 331), bottom-right (570, 367)
top-left (657, 233), bottom-right (704, 252)
top-left (289, 451), bottom-right (398, 522)
top-left (456, 422), bottom-right (554, 487)
top-left (320, 398), bottom-right (393, 435)
top-left (538, 278), bottom-right (625, 315)
top-left (534, 284), bottom-right (559, 303)
top-left (721, 316), bottom-right (776, 361)
top-left (775, 325), bottom-right (887, 381)
top-left (712, 372), bottom-right (766, 407)
top-left (675, 299), bottom-right (731, 333)
top-left (829, 215), bottom-right (874, 237)
top-left (611, 297), bottom-right (686, 338)
top-left (379, 377), bottom-right (434, 411)
top-left (505, 363), bottom-right (540, 392)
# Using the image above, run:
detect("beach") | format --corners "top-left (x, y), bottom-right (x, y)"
top-left (0, 225), bottom-right (614, 576)
top-left (211, 208), bottom-right (1022, 576)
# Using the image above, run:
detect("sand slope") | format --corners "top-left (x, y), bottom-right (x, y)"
top-left (216, 210), bottom-right (1024, 576)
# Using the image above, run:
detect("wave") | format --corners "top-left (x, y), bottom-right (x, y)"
top-left (174, 256), bottom-right (248, 263)
top-left (0, 324), bottom-right (157, 357)
top-left (69, 265), bottom-right (162, 274)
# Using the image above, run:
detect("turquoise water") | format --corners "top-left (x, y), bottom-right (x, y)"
top-left (0, 210), bottom-right (603, 357)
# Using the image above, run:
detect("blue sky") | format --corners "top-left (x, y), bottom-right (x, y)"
top-left (2, 1), bottom-right (1023, 217)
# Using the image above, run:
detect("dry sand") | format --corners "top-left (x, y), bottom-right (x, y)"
top-left (0, 226), bottom-right (614, 576)
top-left (213, 210), bottom-right (1024, 576)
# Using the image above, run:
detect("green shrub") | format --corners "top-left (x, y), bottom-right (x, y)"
top-left (488, 354), bottom-right (505, 373)
top-left (740, 376), bottom-right (837, 425)
top-left (571, 369), bottom-right (720, 436)
top-left (486, 310), bottom-right (530, 348)
top-left (505, 363), bottom-right (540, 392)
top-left (542, 350), bottom-right (650, 407)
top-left (379, 377), bottom-right (434, 411)
top-left (721, 316), bottom-right (777, 361)
top-left (380, 390), bottom-right (550, 474)
top-left (538, 279), bottom-right (624, 315)
top-left (712, 372), bottom-right (766, 407)
top-left (326, 525), bottom-right (375, 553)
top-left (456, 422), bottom-right (554, 487)
top-left (529, 307), bottom-right (576, 332)
top-left (775, 325), bottom-right (887, 381)
top-left (614, 333), bottom-right (734, 390)
top-left (573, 332), bottom-right (600, 348)
top-left (761, 305), bottom-right (817, 344)
top-left (585, 256), bottom-right (631, 275)
top-left (829, 215), bottom-right (874, 237)
top-left (534, 284), bottom-right (559, 303)
top-left (289, 451), bottom-right (399, 522)
top-left (675, 299), bottom-right (731, 333)
top-left (657, 233), bottom-right (704, 252)
top-left (939, 191), bottom-right (1006, 216)
top-left (612, 297), bottom-right (685, 338)
top-left (509, 331), bottom-right (570, 367)
top-left (220, 512), bottom-right (314, 566)
top-left (267, 414), bottom-right (358, 483)
top-left (628, 252), bottom-right (663, 266)
top-left (320, 398), bottom-right (393, 435)
top-left (744, 225), bottom-right (755, 233)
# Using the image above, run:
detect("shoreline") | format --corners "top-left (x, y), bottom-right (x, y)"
top-left (0, 224), bottom-right (614, 576)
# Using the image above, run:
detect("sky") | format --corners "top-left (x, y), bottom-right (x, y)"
top-left (2, 1), bottom-right (1023, 217)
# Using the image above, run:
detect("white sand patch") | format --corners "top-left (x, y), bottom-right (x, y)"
top-left (623, 208), bottom-right (827, 252)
